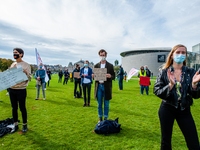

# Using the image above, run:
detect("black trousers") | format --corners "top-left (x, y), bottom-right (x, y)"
top-left (63, 77), bottom-right (69, 85)
top-left (9, 88), bottom-right (27, 123)
top-left (82, 83), bottom-right (91, 104)
top-left (159, 101), bottom-right (200, 150)
top-left (74, 80), bottom-right (82, 97)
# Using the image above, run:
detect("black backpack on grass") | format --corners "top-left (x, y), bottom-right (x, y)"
top-left (76, 91), bottom-right (81, 98)
top-left (94, 118), bottom-right (121, 135)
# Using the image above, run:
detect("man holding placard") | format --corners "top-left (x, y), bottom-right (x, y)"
top-left (93, 49), bottom-right (115, 122)
top-left (9, 48), bottom-right (32, 133)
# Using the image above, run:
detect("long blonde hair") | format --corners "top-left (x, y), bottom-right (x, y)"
top-left (162, 44), bottom-right (187, 69)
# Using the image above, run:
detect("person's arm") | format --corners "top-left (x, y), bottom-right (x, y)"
top-left (80, 69), bottom-right (84, 78)
top-left (190, 70), bottom-right (200, 99)
top-left (23, 64), bottom-right (32, 81)
top-left (107, 64), bottom-right (115, 80)
top-left (153, 69), bottom-right (174, 100)
top-left (34, 70), bottom-right (38, 79)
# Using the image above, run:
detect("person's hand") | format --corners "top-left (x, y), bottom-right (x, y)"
top-left (23, 69), bottom-right (27, 75)
top-left (82, 73), bottom-right (85, 77)
top-left (106, 74), bottom-right (111, 78)
top-left (92, 74), bottom-right (94, 78)
top-left (167, 69), bottom-right (175, 90)
top-left (37, 77), bottom-right (40, 81)
top-left (192, 71), bottom-right (200, 88)
top-left (10, 64), bottom-right (17, 69)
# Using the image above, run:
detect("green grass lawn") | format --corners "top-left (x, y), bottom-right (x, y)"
top-left (1, 76), bottom-right (200, 150)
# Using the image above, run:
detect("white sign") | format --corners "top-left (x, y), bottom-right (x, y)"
top-left (127, 67), bottom-right (139, 81)
top-left (0, 67), bottom-right (28, 91)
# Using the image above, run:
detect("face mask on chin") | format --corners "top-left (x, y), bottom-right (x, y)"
top-left (173, 54), bottom-right (186, 64)
top-left (100, 57), bottom-right (106, 61)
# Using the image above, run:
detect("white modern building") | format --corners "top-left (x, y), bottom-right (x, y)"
top-left (120, 47), bottom-right (200, 77)
top-left (120, 47), bottom-right (171, 77)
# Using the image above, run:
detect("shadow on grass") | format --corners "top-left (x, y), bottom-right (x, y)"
top-left (46, 98), bottom-right (82, 108)
top-left (24, 130), bottom-right (74, 150)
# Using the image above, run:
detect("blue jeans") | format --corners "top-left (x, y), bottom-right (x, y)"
top-left (37, 83), bottom-right (45, 98)
top-left (140, 85), bottom-right (149, 95)
top-left (97, 84), bottom-right (109, 119)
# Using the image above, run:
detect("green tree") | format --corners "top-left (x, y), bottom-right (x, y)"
top-left (114, 60), bottom-right (119, 66)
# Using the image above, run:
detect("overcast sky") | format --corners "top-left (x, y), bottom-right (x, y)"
top-left (0, 0), bottom-right (200, 66)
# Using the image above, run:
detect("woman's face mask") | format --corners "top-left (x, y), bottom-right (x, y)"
top-left (39, 66), bottom-right (42, 69)
top-left (173, 54), bottom-right (186, 64)
top-left (13, 54), bottom-right (20, 59)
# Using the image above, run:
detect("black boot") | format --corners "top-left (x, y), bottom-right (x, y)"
top-left (22, 124), bottom-right (28, 133)
top-left (10, 125), bottom-right (19, 134)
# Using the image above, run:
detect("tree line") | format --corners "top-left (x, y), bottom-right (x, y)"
top-left (0, 58), bottom-right (34, 72)
top-left (0, 58), bottom-right (14, 71)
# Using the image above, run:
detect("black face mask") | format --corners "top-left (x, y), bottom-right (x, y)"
top-left (13, 54), bottom-right (20, 59)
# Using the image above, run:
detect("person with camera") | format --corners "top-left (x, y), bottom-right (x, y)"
top-left (35, 63), bottom-right (46, 100)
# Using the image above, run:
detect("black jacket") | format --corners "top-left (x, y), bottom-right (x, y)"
top-left (154, 65), bottom-right (200, 110)
top-left (146, 68), bottom-right (151, 77)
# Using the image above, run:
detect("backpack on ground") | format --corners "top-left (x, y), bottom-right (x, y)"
top-left (94, 118), bottom-right (121, 135)
top-left (76, 91), bottom-right (81, 98)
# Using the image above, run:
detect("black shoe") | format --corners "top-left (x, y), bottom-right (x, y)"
top-left (10, 125), bottom-right (19, 134)
top-left (83, 104), bottom-right (86, 107)
top-left (88, 104), bottom-right (90, 107)
top-left (22, 124), bottom-right (28, 133)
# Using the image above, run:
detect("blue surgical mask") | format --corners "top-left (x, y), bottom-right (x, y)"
top-left (39, 66), bottom-right (42, 69)
top-left (84, 64), bottom-right (88, 67)
top-left (173, 54), bottom-right (186, 64)
top-left (144, 68), bottom-right (146, 70)
top-left (100, 57), bottom-right (106, 61)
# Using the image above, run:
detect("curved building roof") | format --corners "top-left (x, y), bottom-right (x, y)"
top-left (120, 47), bottom-right (172, 57)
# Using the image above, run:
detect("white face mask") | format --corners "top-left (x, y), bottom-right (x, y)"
top-left (100, 56), bottom-right (106, 61)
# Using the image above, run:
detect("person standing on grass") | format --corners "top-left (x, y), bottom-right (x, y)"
top-left (58, 69), bottom-right (63, 83)
top-left (154, 44), bottom-right (200, 150)
top-left (124, 71), bottom-right (127, 81)
top-left (117, 66), bottom-right (124, 90)
top-left (73, 64), bottom-right (82, 98)
top-left (138, 66), bottom-right (149, 95)
top-left (92, 49), bottom-right (115, 122)
top-left (9, 48), bottom-right (32, 133)
top-left (144, 65), bottom-right (151, 85)
top-left (63, 69), bottom-right (70, 85)
top-left (80, 60), bottom-right (93, 107)
top-left (35, 63), bottom-right (46, 100)
top-left (47, 68), bottom-right (52, 87)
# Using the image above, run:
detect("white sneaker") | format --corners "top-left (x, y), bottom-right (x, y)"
top-left (43, 98), bottom-right (45, 100)
top-left (44, 88), bottom-right (46, 90)
top-left (6, 92), bottom-right (9, 95)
